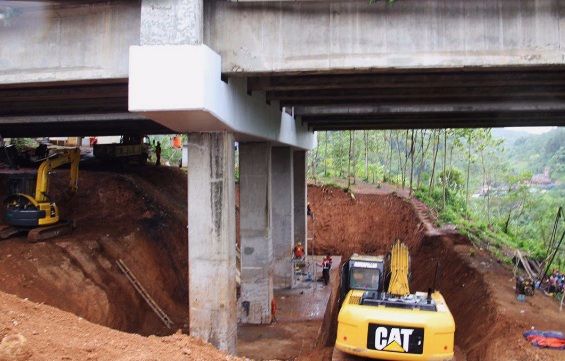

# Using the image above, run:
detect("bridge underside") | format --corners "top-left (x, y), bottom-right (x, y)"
top-left (249, 66), bottom-right (565, 131)
top-left (2, 65), bottom-right (565, 137)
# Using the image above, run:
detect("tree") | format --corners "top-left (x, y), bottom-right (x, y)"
top-left (409, 129), bottom-right (415, 196)
top-left (428, 130), bottom-right (440, 195)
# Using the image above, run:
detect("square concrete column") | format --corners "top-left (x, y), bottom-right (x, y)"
top-left (239, 142), bottom-right (273, 324)
top-left (271, 147), bottom-right (294, 289)
top-left (188, 132), bottom-right (236, 354)
top-left (141, 0), bottom-right (203, 45)
top-left (293, 150), bottom-right (307, 255)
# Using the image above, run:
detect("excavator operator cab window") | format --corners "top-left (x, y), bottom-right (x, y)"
top-left (350, 265), bottom-right (380, 290)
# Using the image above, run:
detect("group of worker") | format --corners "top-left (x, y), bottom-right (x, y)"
top-left (271, 202), bottom-right (332, 324)
top-left (292, 242), bottom-right (332, 286)
top-left (291, 203), bottom-right (333, 286)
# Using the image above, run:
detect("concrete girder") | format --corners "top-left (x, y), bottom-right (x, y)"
top-left (208, 0), bottom-right (565, 74)
top-left (298, 109), bottom-right (565, 131)
top-left (0, 113), bottom-right (174, 138)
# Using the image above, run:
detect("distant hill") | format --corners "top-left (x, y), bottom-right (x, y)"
top-left (491, 128), bottom-right (531, 145)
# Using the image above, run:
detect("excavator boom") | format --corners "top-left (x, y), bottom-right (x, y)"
top-left (387, 240), bottom-right (411, 296)
top-left (35, 147), bottom-right (79, 202)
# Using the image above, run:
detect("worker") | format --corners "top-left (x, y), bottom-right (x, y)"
top-left (320, 254), bottom-right (332, 286)
top-left (293, 242), bottom-right (304, 259)
top-left (271, 298), bottom-right (277, 324)
top-left (307, 202), bottom-right (314, 221)
top-left (35, 143), bottom-right (49, 159)
top-left (155, 141), bottom-right (162, 166)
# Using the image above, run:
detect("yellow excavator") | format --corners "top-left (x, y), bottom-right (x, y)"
top-left (336, 240), bottom-right (455, 360)
top-left (1, 147), bottom-right (80, 242)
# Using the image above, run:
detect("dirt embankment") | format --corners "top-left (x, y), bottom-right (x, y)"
top-left (308, 184), bottom-right (565, 361)
top-left (0, 166), bottom-right (189, 336)
top-left (0, 167), bottom-right (564, 361)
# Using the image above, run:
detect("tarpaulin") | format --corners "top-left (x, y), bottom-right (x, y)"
top-left (523, 330), bottom-right (565, 350)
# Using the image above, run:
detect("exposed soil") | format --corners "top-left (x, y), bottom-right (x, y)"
top-left (0, 165), bottom-right (564, 361)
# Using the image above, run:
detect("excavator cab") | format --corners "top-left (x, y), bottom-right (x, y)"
top-left (340, 255), bottom-right (385, 307)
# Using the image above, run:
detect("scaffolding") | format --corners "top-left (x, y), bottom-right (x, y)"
top-left (291, 210), bottom-right (317, 288)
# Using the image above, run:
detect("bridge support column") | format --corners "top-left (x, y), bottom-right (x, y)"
top-left (188, 132), bottom-right (237, 354)
top-left (271, 147), bottom-right (294, 289)
top-left (239, 142), bottom-right (273, 324)
top-left (293, 151), bottom-right (307, 245)
top-left (292, 151), bottom-right (307, 287)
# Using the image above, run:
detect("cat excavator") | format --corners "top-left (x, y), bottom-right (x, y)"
top-left (1, 147), bottom-right (80, 242)
top-left (336, 240), bottom-right (455, 360)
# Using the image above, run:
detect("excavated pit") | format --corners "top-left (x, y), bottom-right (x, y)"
top-left (2, 167), bottom-right (563, 361)
top-left (0, 166), bottom-right (189, 336)
top-left (306, 185), bottom-right (496, 361)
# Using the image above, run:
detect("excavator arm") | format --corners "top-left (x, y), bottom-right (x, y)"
top-left (387, 239), bottom-right (411, 296)
top-left (35, 147), bottom-right (80, 202)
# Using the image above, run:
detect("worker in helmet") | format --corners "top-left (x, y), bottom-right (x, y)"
top-left (293, 242), bottom-right (305, 260)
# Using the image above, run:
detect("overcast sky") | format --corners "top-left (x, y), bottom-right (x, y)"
top-left (505, 127), bottom-right (556, 134)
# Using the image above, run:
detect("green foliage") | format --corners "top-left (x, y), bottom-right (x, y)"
top-left (307, 127), bottom-right (565, 268)
top-left (10, 138), bottom-right (39, 149)
top-left (149, 135), bottom-right (185, 166)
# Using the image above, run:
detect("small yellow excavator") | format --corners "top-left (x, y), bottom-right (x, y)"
top-left (1, 147), bottom-right (80, 242)
top-left (336, 240), bottom-right (455, 360)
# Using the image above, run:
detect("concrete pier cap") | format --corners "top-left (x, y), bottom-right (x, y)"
top-left (129, 44), bottom-right (315, 150)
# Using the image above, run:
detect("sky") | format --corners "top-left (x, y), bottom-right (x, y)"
top-left (505, 127), bottom-right (557, 134)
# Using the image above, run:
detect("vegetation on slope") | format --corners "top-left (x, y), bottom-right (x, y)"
top-left (307, 127), bottom-right (565, 273)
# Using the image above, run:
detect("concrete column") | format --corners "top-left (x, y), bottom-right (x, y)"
top-left (293, 150), bottom-right (307, 254)
top-left (271, 147), bottom-right (294, 289)
top-left (141, 0), bottom-right (203, 45)
top-left (239, 142), bottom-right (273, 324)
top-left (188, 132), bottom-right (236, 354)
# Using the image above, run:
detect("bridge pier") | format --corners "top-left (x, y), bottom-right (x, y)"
top-left (293, 153), bottom-right (308, 248)
top-left (239, 142), bottom-right (274, 324)
top-left (187, 132), bottom-right (237, 353)
top-left (130, 0), bottom-right (313, 351)
top-left (271, 147), bottom-right (295, 289)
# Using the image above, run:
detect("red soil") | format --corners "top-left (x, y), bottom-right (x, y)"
top-left (0, 167), bottom-right (563, 361)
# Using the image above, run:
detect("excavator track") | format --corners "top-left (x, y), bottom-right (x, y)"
top-left (27, 220), bottom-right (75, 243)
top-left (0, 225), bottom-right (24, 239)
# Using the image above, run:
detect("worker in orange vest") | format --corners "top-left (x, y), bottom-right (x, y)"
top-left (293, 242), bottom-right (304, 260)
